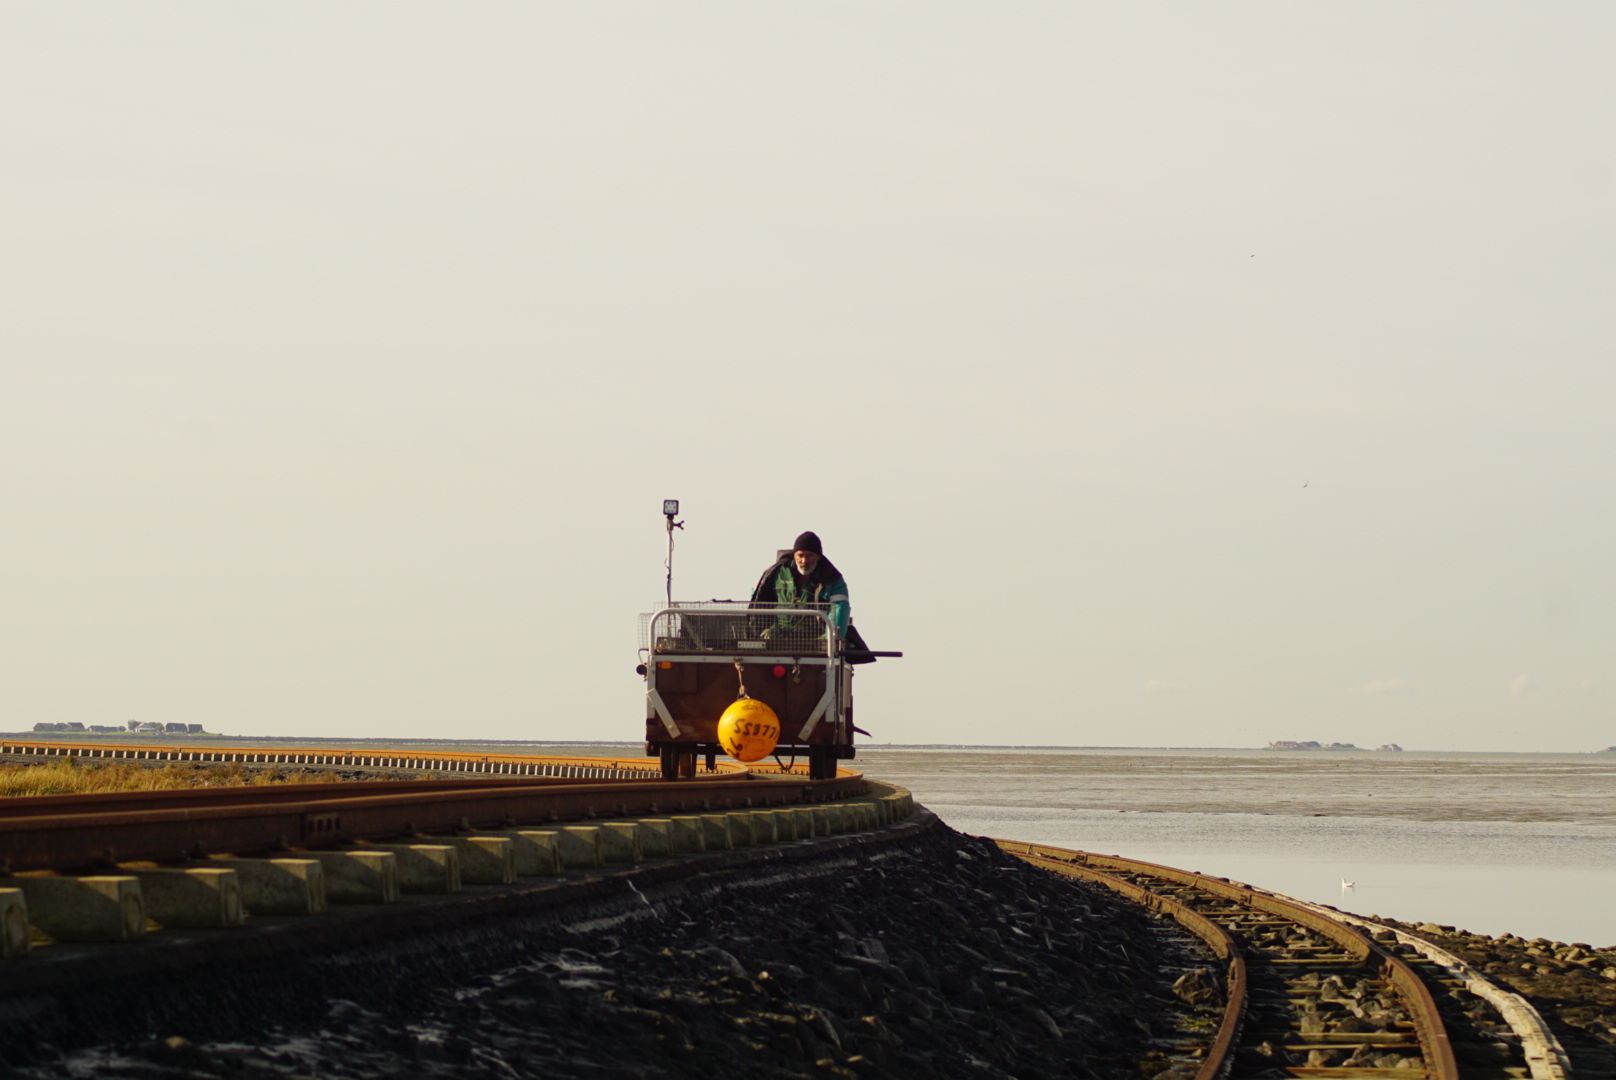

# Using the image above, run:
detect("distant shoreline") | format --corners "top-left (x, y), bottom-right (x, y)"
top-left (3, 733), bottom-right (1613, 754)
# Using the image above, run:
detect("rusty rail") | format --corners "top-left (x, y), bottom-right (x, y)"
top-left (997, 840), bottom-right (1463, 1080)
top-left (1005, 845), bottom-right (1246, 1080)
top-left (0, 773), bottom-right (751, 820)
top-left (0, 750), bottom-right (865, 873)
top-left (1029, 848), bottom-right (1458, 1080)
top-left (0, 738), bottom-right (692, 777)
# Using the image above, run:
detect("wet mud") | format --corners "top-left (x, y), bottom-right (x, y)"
top-left (3, 825), bottom-right (1207, 1080)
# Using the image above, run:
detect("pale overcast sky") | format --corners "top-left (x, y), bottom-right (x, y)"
top-left (3, 4), bottom-right (1612, 751)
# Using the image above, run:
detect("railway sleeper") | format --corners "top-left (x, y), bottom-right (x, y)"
top-left (354, 843), bottom-right (463, 893)
top-left (0, 788), bottom-right (914, 957)
top-left (1281, 1042), bottom-right (1424, 1052)
top-left (1001, 844), bottom-right (1464, 1080)
top-left (1275, 901), bottom-right (1568, 1080)
top-left (209, 856), bottom-right (328, 915)
top-left (114, 866), bottom-right (244, 930)
top-left (1246, 1034), bottom-right (1418, 1045)
top-left (1277, 1069), bottom-right (1430, 1078)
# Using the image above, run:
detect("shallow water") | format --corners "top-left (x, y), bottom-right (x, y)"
top-left (337, 740), bottom-right (1616, 945)
top-left (858, 747), bottom-right (1616, 946)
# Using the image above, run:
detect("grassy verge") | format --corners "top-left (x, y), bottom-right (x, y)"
top-left (0, 759), bottom-right (353, 798)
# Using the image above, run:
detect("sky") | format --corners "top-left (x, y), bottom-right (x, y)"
top-left (3, 3), bottom-right (1612, 752)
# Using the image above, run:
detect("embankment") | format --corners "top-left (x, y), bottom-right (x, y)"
top-left (1, 812), bottom-right (1206, 1080)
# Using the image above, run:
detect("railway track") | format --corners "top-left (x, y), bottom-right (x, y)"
top-left (999, 841), bottom-right (1567, 1080)
top-left (0, 746), bottom-right (1576, 1080)
top-left (0, 745), bottom-right (898, 959)
top-left (0, 737), bottom-right (686, 778)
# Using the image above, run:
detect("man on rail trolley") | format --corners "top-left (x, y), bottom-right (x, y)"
top-left (750, 531), bottom-right (850, 638)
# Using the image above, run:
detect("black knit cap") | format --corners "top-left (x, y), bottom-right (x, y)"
top-left (792, 531), bottom-right (823, 555)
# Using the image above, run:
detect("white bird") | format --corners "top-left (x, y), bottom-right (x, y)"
top-left (1340, 878), bottom-right (1356, 888)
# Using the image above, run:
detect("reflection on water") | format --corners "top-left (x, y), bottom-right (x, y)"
top-left (857, 747), bottom-right (1616, 824)
top-left (858, 748), bottom-right (1616, 946)
top-left (927, 802), bottom-right (1616, 945)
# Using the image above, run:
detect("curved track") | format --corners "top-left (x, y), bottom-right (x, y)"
top-left (0, 742), bottom-right (891, 960)
top-left (0, 737), bottom-right (701, 778)
top-left (0, 742), bottom-right (865, 875)
top-left (999, 841), bottom-right (1553, 1080)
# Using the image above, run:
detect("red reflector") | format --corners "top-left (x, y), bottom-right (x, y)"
top-left (773, 665), bottom-right (786, 677)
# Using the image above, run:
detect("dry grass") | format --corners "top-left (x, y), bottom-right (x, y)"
top-left (0, 759), bottom-right (351, 798)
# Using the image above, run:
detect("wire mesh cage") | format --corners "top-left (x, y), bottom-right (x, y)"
top-left (641, 601), bottom-right (836, 655)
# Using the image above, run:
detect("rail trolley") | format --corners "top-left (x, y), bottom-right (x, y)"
top-left (639, 601), bottom-right (895, 780)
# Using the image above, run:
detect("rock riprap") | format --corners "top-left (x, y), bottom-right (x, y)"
top-left (13, 825), bottom-right (1209, 1080)
top-left (1379, 916), bottom-right (1616, 1079)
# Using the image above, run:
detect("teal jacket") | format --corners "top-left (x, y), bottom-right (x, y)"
top-left (750, 555), bottom-right (850, 637)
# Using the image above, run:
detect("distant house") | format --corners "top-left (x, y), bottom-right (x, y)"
top-left (164, 722), bottom-right (188, 734)
top-left (32, 722), bottom-right (65, 732)
top-left (1376, 743), bottom-right (1404, 752)
top-left (135, 722), bottom-right (163, 734)
top-left (186, 723), bottom-right (206, 734)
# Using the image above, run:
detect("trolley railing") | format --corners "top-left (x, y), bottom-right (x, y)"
top-left (641, 602), bottom-right (840, 661)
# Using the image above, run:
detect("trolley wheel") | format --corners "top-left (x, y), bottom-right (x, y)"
top-left (808, 746), bottom-right (836, 780)
top-left (660, 744), bottom-right (697, 780)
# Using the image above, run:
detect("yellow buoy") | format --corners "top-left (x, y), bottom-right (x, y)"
top-left (717, 698), bottom-right (780, 763)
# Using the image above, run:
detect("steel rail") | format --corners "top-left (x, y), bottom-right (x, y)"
top-left (0, 739), bottom-right (701, 777)
top-left (0, 773), bottom-right (754, 820)
top-left (0, 758), bottom-right (866, 873)
top-left (997, 840), bottom-right (1463, 1080)
top-left (1045, 847), bottom-right (1458, 1080)
top-left (1006, 846), bottom-right (1246, 1080)
top-left (1283, 901), bottom-right (1571, 1080)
